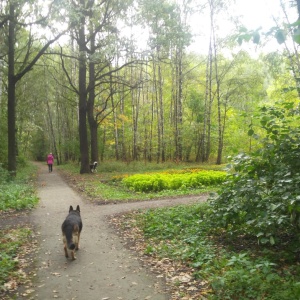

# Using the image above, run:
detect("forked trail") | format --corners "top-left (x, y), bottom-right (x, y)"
top-left (30, 163), bottom-right (206, 300)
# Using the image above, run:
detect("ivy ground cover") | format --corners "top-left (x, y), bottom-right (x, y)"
top-left (123, 203), bottom-right (300, 299)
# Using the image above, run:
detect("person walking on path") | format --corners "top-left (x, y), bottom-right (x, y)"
top-left (46, 153), bottom-right (54, 172)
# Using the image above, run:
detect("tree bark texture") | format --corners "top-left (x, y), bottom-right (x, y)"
top-left (78, 0), bottom-right (90, 174)
top-left (7, 3), bottom-right (16, 176)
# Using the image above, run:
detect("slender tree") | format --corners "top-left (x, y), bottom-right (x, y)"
top-left (59, 0), bottom-right (135, 172)
top-left (3, 0), bottom-right (66, 175)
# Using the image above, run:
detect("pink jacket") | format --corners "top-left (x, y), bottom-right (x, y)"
top-left (47, 154), bottom-right (54, 164)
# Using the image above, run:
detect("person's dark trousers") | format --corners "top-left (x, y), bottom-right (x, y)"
top-left (48, 164), bottom-right (53, 172)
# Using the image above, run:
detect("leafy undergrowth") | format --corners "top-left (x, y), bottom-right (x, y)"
top-left (0, 227), bottom-right (38, 299)
top-left (58, 161), bottom-right (224, 203)
top-left (111, 203), bottom-right (300, 300)
top-left (0, 163), bottom-right (38, 211)
top-left (0, 163), bottom-right (39, 299)
top-left (0, 184), bottom-right (39, 211)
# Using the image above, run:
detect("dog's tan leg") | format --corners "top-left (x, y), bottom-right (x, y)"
top-left (76, 232), bottom-right (80, 250)
top-left (63, 235), bottom-right (68, 258)
top-left (64, 244), bottom-right (68, 258)
top-left (71, 250), bottom-right (76, 260)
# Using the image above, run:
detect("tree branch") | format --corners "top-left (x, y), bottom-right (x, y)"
top-left (15, 30), bottom-right (68, 82)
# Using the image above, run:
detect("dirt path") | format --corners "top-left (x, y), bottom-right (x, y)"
top-left (29, 163), bottom-right (208, 300)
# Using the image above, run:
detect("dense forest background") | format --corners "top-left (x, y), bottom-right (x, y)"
top-left (1, 0), bottom-right (299, 174)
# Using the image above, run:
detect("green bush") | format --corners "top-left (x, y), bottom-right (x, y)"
top-left (0, 164), bottom-right (10, 183)
top-left (122, 170), bottom-right (227, 192)
top-left (208, 102), bottom-right (300, 244)
top-left (0, 163), bottom-right (38, 211)
top-left (0, 184), bottom-right (38, 211)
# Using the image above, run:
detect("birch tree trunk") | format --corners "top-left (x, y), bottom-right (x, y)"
top-left (173, 47), bottom-right (183, 162)
top-left (131, 64), bottom-right (139, 161)
top-left (196, 37), bottom-right (213, 163)
top-left (111, 77), bottom-right (120, 160)
top-left (152, 57), bottom-right (161, 163)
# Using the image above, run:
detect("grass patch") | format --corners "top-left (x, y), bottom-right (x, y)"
top-left (58, 161), bottom-right (223, 202)
top-left (122, 203), bottom-right (300, 299)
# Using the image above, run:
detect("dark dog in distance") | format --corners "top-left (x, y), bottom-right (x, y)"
top-left (90, 161), bottom-right (98, 173)
top-left (62, 205), bottom-right (83, 260)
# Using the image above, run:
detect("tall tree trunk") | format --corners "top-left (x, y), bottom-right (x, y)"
top-left (204, 2), bottom-right (216, 163)
top-left (46, 99), bottom-right (59, 165)
top-left (197, 37), bottom-right (213, 163)
top-left (131, 65), bottom-right (139, 161)
top-left (112, 84), bottom-right (120, 161)
top-left (152, 58), bottom-right (161, 163)
top-left (87, 26), bottom-right (98, 164)
top-left (173, 47), bottom-right (183, 162)
top-left (6, 1), bottom-right (65, 175)
top-left (148, 74), bottom-right (154, 162)
top-left (158, 62), bottom-right (165, 162)
top-left (56, 102), bottom-right (62, 164)
top-left (100, 126), bottom-right (106, 162)
top-left (177, 51), bottom-right (183, 162)
top-left (212, 21), bottom-right (223, 165)
top-left (120, 92), bottom-right (127, 161)
top-left (78, 0), bottom-right (89, 174)
top-left (141, 69), bottom-right (150, 161)
top-left (0, 59), bottom-right (3, 120)
top-left (7, 2), bottom-right (16, 176)
top-left (206, 44), bottom-right (213, 161)
top-left (149, 90), bottom-right (154, 162)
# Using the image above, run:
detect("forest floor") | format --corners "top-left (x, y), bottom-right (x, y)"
top-left (0, 163), bottom-right (208, 300)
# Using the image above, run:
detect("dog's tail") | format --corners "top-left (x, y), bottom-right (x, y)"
top-left (63, 224), bottom-right (79, 250)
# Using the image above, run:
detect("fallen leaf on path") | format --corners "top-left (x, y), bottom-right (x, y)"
top-left (171, 273), bottom-right (192, 283)
top-left (4, 280), bottom-right (17, 290)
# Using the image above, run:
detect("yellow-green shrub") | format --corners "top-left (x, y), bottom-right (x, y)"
top-left (122, 170), bottom-right (226, 192)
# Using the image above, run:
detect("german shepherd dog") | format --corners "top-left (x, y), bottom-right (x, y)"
top-left (62, 205), bottom-right (83, 260)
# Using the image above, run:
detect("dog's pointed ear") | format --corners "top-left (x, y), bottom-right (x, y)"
top-left (69, 205), bottom-right (73, 212)
top-left (76, 205), bottom-right (80, 212)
